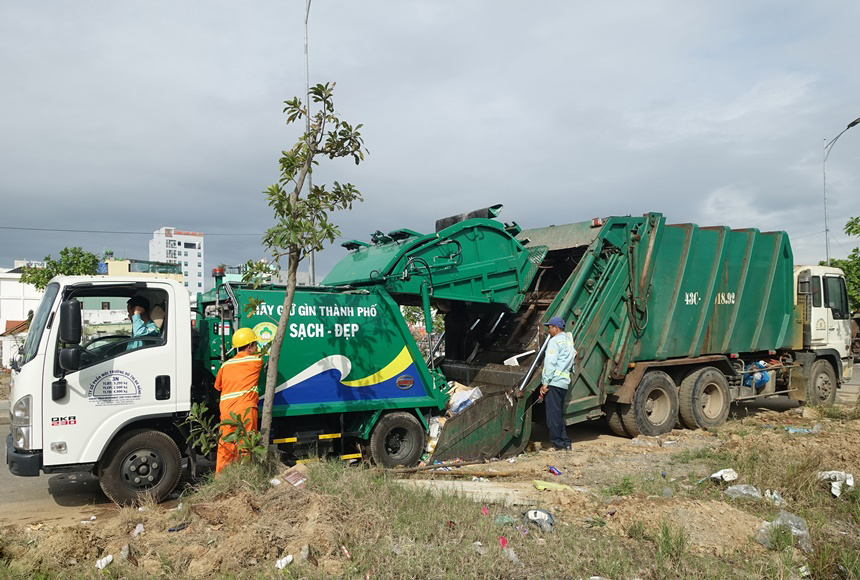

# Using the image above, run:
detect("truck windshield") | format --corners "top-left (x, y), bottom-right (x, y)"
top-left (21, 282), bottom-right (59, 366)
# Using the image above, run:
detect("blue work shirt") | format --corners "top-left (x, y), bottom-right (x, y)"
top-left (542, 332), bottom-right (576, 389)
top-left (127, 313), bottom-right (159, 351)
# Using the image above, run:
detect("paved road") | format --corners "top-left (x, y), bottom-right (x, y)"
top-left (0, 365), bottom-right (858, 526)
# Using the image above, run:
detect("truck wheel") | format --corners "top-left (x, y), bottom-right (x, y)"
top-left (603, 401), bottom-right (631, 437)
top-left (98, 429), bottom-right (182, 506)
top-left (621, 371), bottom-right (679, 437)
top-left (369, 412), bottom-right (426, 468)
top-left (678, 367), bottom-right (730, 430)
top-left (807, 359), bottom-right (837, 406)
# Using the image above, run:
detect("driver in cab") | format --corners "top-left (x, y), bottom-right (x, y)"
top-left (126, 296), bottom-right (159, 351)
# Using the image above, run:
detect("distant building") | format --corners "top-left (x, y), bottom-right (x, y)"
top-left (215, 262), bottom-right (311, 286)
top-left (149, 227), bottom-right (205, 296)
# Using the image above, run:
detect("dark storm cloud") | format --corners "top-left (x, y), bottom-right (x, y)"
top-left (1, 1), bottom-right (859, 283)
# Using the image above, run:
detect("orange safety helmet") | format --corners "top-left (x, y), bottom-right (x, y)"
top-left (231, 327), bottom-right (258, 349)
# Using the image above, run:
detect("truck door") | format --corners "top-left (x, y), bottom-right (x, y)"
top-left (42, 283), bottom-right (178, 468)
top-left (808, 275), bottom-right (828, 347)
top-left (823, 274), bottom-right (851, 361)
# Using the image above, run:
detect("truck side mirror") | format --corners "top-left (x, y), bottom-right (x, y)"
top-left (59, 300), bottom-right (82, 344)
top-left (58, 347), bottom-right (82, 372)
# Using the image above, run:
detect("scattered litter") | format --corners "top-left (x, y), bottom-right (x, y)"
top-left (798, 565), bottom-right (811, 578)
top-left (817, 471), bottom-right (855, 497)
top-left (481, 506), bottom-right (490, 516)
top-left (725, 484), bottom-right (762, 500)
top-left (498, 536), bottom-right (508, 548)
top-left (119, 545), bottom-right (129, 561)
top-left (710, 468), bottom-right (738, 482)
top-left (432, 461), bottom-right (452, 472)
top-left (299, 544), bottom-right (318, 566)
top-left (269, 478), bottom-right (282, 486)
top-left (663, 441), bottom-right (678, 446)
top-left (503, 547), bottom-right (521, 565)
top-left (548, 466), bottom-right (562, 476)
top-left (811, 423), bottom-right (823, 434)
top-left (471, 476), bottom-right (489, 482)
top-left (169, 502), bottom-right (183, 512)
top-left (275, 554), bottom-right (293, 569)
top-left (132, 523), bottom-right (145, 537)
top-left (95, 555), bottom-right (113, 570)
top-left (168, 522), bottom-right (190, 533)
top-left (282, 464), bottom-right (309, 488)
top-left (785, 427), bottom-right (812, 434)
top-left (523, 509), bottom-right (554, 532)
top-left (507, 457), bottom-right (517, 464)
top-left (494, 515), bottom-right (517, 525)
top-left (473, 541), bottom-right (487, 555)
top-left (137, 507), bottom-right (148, 512)
top-left (89, 515), bottom-right (97, 521)
top-left (341, 545), bottom-right (352, 560)
top-left (80, 520), bottom-right (94, 526)
top-left (533, 480), bottom-right (575, 492)
top-left (764, 490), bottom-right (786, 506)
top-left (661, 471), bottom-right (667, 478)
top-left (662, 486), bottom-right (673, 498)
top-left (755, 511), bottom-right (813, 554)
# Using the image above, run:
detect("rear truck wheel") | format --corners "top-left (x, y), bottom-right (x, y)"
top-left (807, 359), bottom-right (837, 406)
top-left (603, 401), bottom-right (632, 437)
top-left (98, 429), bottom-right (182, 506)
top-left (369, 412), bottom-right (426, 468)
top-left (678, 367), bottom-right (730, 430)
top-left (621, 371), bottom-right (679, 437)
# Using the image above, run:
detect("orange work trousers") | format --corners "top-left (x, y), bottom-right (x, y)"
top-left (216, 406), bottom-right (259, 474)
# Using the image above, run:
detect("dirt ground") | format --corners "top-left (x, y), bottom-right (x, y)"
top-left (1, 397), bottom-right (858, 577)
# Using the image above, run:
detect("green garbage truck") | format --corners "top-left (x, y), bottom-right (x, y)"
top-left (6, 205), bottom-right (852, 504)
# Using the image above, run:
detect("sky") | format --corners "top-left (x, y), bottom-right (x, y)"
top-left (1, 1), bottom-right (859, 288)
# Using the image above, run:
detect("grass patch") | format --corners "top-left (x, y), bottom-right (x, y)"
top-left (812, 401), bottom-right (860, 421)
top-left (604, 476), bottom-right (634, 496)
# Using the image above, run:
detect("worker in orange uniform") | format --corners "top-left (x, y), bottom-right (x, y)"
top-left (214, 327), bottom-right (263, 474)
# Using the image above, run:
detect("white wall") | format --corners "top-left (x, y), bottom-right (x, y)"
top-left (0, 271), bottom-right (44, 368)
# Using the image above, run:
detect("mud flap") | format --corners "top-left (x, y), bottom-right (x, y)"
top-left (429, 389), bottom-right (533, 462)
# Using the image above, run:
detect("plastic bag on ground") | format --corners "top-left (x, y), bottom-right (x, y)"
top-left (764, 489), bottom-right (786, 506)
top-left (755, 511), bottom-right (813, 554)
top-left (817, 471), bottom-right (855, 497)
top-left (426, 416), bottom-right (446, 453)
top-left (725, 484), bottom-right (762, 500)
top-left (710, 468), bottom-right (738, 482)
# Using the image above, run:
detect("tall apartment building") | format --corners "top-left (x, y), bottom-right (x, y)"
top-left (149, 227), bottom-right (205, 296)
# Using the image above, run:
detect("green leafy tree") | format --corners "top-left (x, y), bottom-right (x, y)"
top-left (20, 246), bottom-right (100, 290)
top-left (826, 217), bottom-right (860, 310)
top-left (244, 82), bottom-right (367, 442)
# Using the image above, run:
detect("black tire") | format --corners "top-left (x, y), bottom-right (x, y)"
top-left (98, 429), bottom-right (182, 506)
top-left (369, 412), bottom-right (426, 468)
top-left (678, 367), bottom-right (730, 430)
top-left (604, 401), bottom-right (632, 437)
top-left (621, 371), bottom-right (679, 437)
top-left (807, 359), bottom-right (837, 406)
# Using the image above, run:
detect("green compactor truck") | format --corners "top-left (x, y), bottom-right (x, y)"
top-left (6, 205), bottom-right (853, 503)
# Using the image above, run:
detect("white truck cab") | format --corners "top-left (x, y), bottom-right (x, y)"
top-left (795, 265), bottom-right (853, 382)
top-left (6, 276), bottom-right (192, 504)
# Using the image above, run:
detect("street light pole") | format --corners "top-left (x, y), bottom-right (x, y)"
top-left (823, 116), bottom-right (860, 266)
top-left (305, 0), bottom-right (315, 285)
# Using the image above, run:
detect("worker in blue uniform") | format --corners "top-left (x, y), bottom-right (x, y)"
top-left (539, 316), bottom-right (576, 451)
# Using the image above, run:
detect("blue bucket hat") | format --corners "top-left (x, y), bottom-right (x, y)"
top-left (544, 316), bottom-right (565, 329)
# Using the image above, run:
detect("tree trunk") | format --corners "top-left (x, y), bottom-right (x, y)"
top-left (259, 249), bottom-right (301, 442)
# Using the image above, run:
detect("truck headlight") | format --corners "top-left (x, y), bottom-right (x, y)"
top-left (12, 395), bottom-right (31, 427)
top-left (12, 426), bottom-right (31, 450)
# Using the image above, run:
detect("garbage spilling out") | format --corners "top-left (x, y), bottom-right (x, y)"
top-left (756, 511), bottom-right (812, 554)
top-left (784, 424), bottom-right (822, 435)
top-left (446, 383), bottom-right (483, 415)
top-left (425, 416), bottom-right (446, 453)
top-left (132, 523), bottom-right (145, 538)
top-left (281, 464), bottom-right (309, 488)
top-left (710, 468), bottom-right (739, 482)
top-left (817, 471), bottom-right (855, 497)
top-left (95, 554), bottom-right (113, 570)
